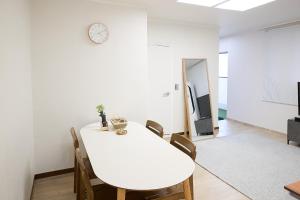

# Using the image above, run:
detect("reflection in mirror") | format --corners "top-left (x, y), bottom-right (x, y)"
top-left (183, 59), bottom-right (214, 142)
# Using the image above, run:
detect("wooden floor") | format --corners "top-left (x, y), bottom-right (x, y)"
top-left (32, 120), bottom-right (290, 200)
top-left (32, 164), bottom-right (249, 200)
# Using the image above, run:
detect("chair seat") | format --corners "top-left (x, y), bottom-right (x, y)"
top-left (93, 184), bottom-right (147, 200)
top-left (91, 175), bottom-right (184, 200)
top-left (93, 184), bottom-right (117, 199)
top-left (143, 184), bottom-right (183, 200)
top-left (90, 178), bottom-right (104, 186)
top-left (83, 157), bottom-right (97, 179)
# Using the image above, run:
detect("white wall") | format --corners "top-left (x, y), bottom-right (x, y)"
top-left (148, 21), bottom-right (219, 131)
top-left (0, 0), bottom-right (34, 199)
top-left (262, 25), bottom-right (300, 106)
top-left (220, 32), bottom-right (298, 133)
top-left (32, 0), bottom-right (148, 173)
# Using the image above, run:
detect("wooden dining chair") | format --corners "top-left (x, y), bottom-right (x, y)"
top-left (146, 120), bottom-right (164, 138)
top-left (146, 134), bottom-right (197, 200)
top-left (71, 127), bottom-right (80, 193)
top-left (75, 148), bottom-right (116, 200)
top-left (70, 128), bottom-right (97, 195)
top-left (170, 134), bottom-right (196, 200)
top-left (75, 148), bottom-right (146, 200)
top-left (170, 134), bottom-right (196, 161)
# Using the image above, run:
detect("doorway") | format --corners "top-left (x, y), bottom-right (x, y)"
top-left (218, 52), bottom-right (229, 121)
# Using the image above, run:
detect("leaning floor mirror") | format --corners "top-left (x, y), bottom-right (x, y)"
top-left (183, 59), bottom-right (215, 142)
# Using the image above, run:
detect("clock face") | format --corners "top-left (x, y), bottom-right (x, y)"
top-left (88, 23), bottom-right (109, 44)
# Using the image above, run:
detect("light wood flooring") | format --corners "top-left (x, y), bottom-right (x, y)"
top-left (32, 119), bottom-right (292, 200)
top-left (32, 163), bottom-right (249, 200)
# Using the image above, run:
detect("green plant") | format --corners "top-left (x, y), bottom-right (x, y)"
top-left (96, 104), bottom-right (105, 115)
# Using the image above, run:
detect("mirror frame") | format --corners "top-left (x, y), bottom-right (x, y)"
top-left (182, 58), bottom-right (216, 140)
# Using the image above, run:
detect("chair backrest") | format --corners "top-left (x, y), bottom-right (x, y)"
top-left (170, 134), bottom-right (196, 161)
top-left (146, 120), bottom-right (164, 138)
top-left (75, 148), bottom-right (94, 200)
top-left (70, 127), bottom-right (79, 149)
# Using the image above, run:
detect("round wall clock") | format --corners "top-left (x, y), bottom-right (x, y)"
top-left (88, 23), bottom-right (109, 44)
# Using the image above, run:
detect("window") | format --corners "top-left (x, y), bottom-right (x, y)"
top-left (218, 52), bottom-right (229, 120)
top-left (219, 53), bottom-right (228, 78)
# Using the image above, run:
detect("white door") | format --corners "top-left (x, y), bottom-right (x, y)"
top-left (148, 45), bottom-right (173, 135)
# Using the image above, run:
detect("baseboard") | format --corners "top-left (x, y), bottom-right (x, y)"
top-left (34, 167), bottom-right (74, 180)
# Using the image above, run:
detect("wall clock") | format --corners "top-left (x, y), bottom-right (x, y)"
top-left (88, 23), bottom-right (109, 44)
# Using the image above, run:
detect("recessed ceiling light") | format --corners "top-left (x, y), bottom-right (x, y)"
top-left (216, 0), bottom-right (276, 11)
top-left (177, 0), bottom-right (226, 7)
top-left (177, 0), bottom-right (277, 11)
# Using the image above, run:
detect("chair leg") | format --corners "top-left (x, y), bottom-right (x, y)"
top-left (183, 179), bottom-right (192, 200)
top-left (77, 168), bottom-right (81, 200)
top-left (189, 175), bottom-right (194, 200)
top-left (74, 156), bottom-right (77, 193)
top-left (77, 173), bottom-right (87, 200)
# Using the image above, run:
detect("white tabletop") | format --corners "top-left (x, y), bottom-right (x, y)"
top-left (80, 121), bottom-right (195, 191)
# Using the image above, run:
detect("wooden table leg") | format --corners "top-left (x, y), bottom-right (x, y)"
top-left (117, 188), bottom-right (126, 200)
top-left (183, 178), bottom-right (192, 200)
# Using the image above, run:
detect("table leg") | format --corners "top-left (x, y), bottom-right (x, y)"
top-left (117, 188), bottom-right (126, 200)
top-left (183, 178), bottom-right (192, 200)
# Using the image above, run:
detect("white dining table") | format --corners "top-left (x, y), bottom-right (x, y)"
top-left (80, 121), bottom-right (195, 200)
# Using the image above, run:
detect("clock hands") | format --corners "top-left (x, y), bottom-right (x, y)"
top-left (89, 23), bottom-right (108, 43)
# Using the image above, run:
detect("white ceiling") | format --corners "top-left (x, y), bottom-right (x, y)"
top-left (91, 0), bottom-right (300, 37)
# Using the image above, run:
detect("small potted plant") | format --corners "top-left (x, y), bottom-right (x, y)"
top-left (96, 104), bottom-right (108, 127)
